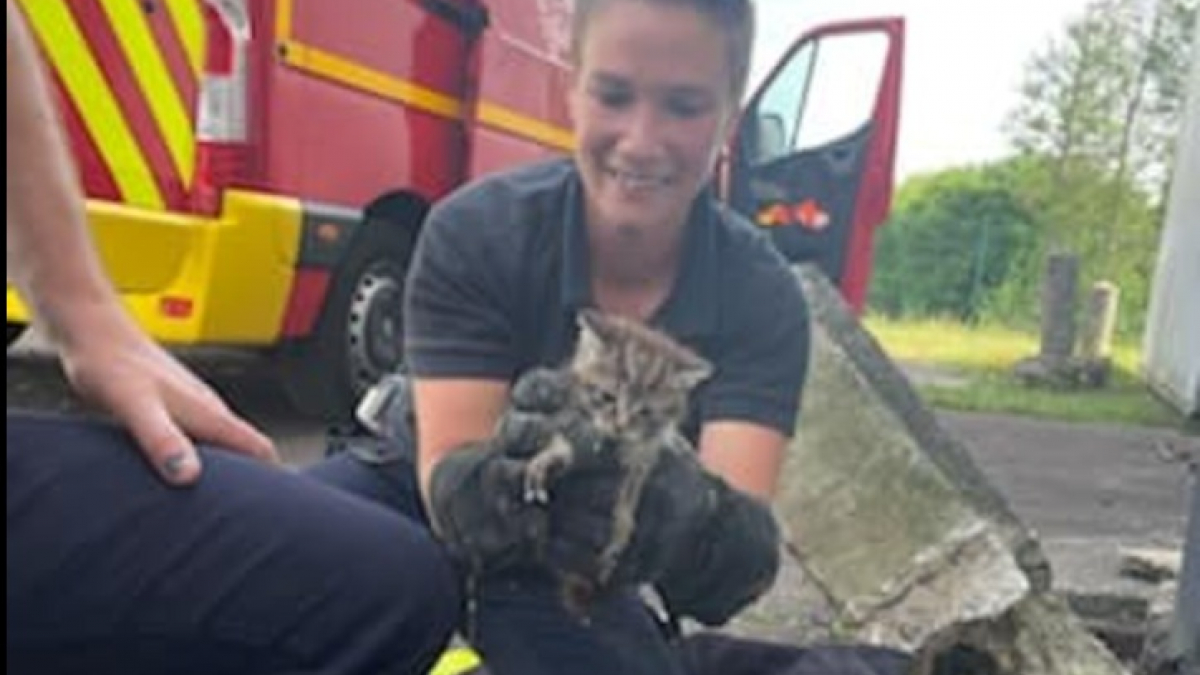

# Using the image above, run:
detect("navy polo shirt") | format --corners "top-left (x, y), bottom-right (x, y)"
top-left (404, 159), bottom-right (810, 438)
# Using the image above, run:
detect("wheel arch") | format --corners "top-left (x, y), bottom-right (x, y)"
top-left (360, 189), bottom-right (430, 255)
top-left (275, 189), bottom-right (432, 420)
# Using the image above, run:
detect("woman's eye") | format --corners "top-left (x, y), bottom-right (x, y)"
top-left (666, 97), bottom-right (708, 119)
top-left (592, 89), bottom-right (632, 109)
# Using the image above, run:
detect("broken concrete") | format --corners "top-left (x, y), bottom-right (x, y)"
top-left (728, 265), bottom-right (1129, 674)
top-left (1120, 547), bottom-right (1183, 584)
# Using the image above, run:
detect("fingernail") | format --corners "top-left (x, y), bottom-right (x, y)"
top-left (161, 452), bottom-right (192, 479)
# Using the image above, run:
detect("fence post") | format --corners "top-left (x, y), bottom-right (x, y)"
top-left (1039, 252), bottom-right (1079, 370)
top-left (1078, 281), bottom-right (1120, 386)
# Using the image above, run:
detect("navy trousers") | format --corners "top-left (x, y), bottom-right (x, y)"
top-left (7, 412), bottom-right (459, 675)
top-left (307, 449), bottom-right (916, 675)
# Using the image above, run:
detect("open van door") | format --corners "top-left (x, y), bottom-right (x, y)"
top-left (727, 18), bottom-right (904, 313)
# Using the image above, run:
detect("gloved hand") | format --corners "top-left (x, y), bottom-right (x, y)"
top-left (426, 368), bottom-right (577, 572)
top-left (538, 435), bottom-right (714, 589)
top-left (537, 432), bottom-right (783, 627)
top-left (427, 441), bottom-right (548, 573)
top-left (651, 470), bottom-right (782, 626)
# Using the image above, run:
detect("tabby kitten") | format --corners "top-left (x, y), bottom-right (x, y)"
top-left (521, 309), bottom-right (713, 614)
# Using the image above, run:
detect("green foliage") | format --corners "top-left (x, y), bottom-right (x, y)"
top-left (870, 165), bottom-right (1037, 321)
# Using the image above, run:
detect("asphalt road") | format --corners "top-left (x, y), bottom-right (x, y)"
top-left (8, 332), bottom-right (1198, 597)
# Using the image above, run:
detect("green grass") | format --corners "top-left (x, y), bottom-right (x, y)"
top-left (863, 316), bottom-right (1188, 430)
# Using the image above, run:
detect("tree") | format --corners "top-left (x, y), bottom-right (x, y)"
top-left (870, 164), bottom-right (1037, 322)
top-left (1139, 0), bottom-right (1199, 204)
top-left (1000, 0), bottom-right (1195, 335)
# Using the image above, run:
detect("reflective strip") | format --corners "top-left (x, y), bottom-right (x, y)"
top-left (281, 41), bottom-right (464, 120)
top-left (274, 0), bottom-right (573, 151)
top-left (165, 0), bottom-right (206, 75)
top-left (275, 0), bottom-right (294, 44)
top-left (18, 0), bottom-right (162, 208)
top-left (477, 101), bottom-right (574, 151)
top-left (101, 1), bottom-right (196, 186)
top-left (280, 41), bottom-right (574, 150)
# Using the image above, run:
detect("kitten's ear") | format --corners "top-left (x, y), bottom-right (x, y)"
top-left (574, 309), bottom-right (609, 364)
top-left (577, 308), bottom-right (616, 343)
top-left (674, 357), bottom-right (714, 391)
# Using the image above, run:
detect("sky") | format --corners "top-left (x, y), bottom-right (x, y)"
top-left (751, 0), bottom-right (1093, 181)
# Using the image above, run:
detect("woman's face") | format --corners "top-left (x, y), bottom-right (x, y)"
top-left (570, 1), bottom-right (737, 241)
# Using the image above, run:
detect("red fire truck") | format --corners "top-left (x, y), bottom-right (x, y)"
top-left (7, 0), bottom-right (903, 420)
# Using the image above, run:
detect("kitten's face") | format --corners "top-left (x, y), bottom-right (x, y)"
top-left (570, 310), bottom-right (712, 441)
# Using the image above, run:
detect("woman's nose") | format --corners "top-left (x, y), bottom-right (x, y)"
top-left (614, 104), bottom-right (665, 158)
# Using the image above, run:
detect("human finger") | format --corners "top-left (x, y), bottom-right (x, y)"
top-left (168, 390), bottom-right (279, 464)
top-left (110, 397), bottom-right (204, 485)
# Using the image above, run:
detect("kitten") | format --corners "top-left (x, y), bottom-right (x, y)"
top-left (519, 309), bottom-right (713, 615)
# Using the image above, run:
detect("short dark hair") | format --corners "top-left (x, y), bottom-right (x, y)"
top-left (570, 0), bottom-right (756, 101)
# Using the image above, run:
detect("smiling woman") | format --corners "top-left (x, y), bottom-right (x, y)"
top-left (567, 0), bottom-right (743, 303)
top-left (301, 1), bottom-right (917, 674)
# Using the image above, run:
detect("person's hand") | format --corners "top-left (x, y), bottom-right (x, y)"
top-left (57, 314), bottom-right (277, 485)
top-left (427, 440), bottom-right (549, 572)
top-left (538, 434), bottom-right (782, 626)
top-left (427, 367), bottom-right (590, 572)
top-left (650, 464), bottom-right (782, 626)
top-left (536, 439), bottom-right (711, 590)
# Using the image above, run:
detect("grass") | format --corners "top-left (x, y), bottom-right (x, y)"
top-left (863, 316), bottom-right (1189, 430)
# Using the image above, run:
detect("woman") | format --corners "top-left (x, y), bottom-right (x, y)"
top-left (314, 1), bottom-right (912, 673)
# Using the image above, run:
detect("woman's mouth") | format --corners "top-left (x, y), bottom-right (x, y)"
top-left (605, 167), bottom-right (669, 193)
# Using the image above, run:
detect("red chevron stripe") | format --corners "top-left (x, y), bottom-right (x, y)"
top-left (69, 0), bottom-right (184, 208)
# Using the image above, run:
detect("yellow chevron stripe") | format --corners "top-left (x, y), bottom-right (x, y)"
top-left (102, 1), bottom-right (195, 186)
top-left (477, 101), bottom-right (574, 151)
top-left (281, 41), bottom-right (465, 120)
top-left (17, 0), bottom-right (162, 208)
top-left (164, 0), bottom-right (205, 75)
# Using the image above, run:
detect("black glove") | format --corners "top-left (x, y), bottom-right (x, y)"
top-left (539, 436), bottom-right (715, 589)
top-left (427, 441), bottom-right (548, 573)
top-left (426, 368), bottom-right (575, 572)
top-left (653, 472), bottom-right (782, 626)
top-left (536, 431), bottom-right (781, 627)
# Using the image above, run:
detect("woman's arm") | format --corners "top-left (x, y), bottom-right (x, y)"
top-left (698, 420), bottom-right (789, 500)
top-left (412, 377), bottom-right (510, 500)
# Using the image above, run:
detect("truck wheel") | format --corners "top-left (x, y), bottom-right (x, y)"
top-left (279, 233), bottom-right (411, 422)
top-left (7, 322), bottom-right (27, 348)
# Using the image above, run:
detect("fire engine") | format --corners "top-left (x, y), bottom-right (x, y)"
top-left (7, 0), bottom-right (904, 420)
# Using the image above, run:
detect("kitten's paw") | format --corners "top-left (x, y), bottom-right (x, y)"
top-left (523, 482), bottom-right (550, 505)
top-left (523, 457), bottom-right (554, 504)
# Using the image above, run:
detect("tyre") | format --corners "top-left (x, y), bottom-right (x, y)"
top-left (279, 226), bottom-right (412, 422)
top-left (7, 321), bottom-right (27, 348)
